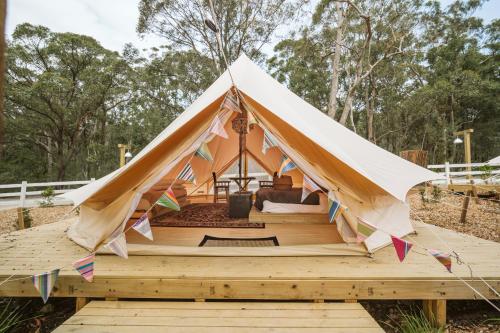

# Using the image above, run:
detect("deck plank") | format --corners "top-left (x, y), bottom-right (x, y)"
top-left (53, 301), bottom-right (384, 332)
top-left (0, 219), bottom-right (498, 300)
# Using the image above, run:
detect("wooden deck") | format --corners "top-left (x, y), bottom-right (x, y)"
top-left (0, 219), bottom-right (498, 303)
top-left (53, 300), bottom-right (384, 332)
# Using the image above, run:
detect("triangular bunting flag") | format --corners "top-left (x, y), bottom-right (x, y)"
top-left (195, 142), bottom-right (213, 162)
top-left (209, 116), bottom-right (228, 139)
top-left (132, 213), bottom-right (153, 241)
top-left (328, 198), bottom-right (342, 223)
top-left (391, 236), bottom-right (413, 262)
top-left (248, 111), bottom-right (258, 128)
top-left (222, 91), bottom-right (241, 113)
top-left (262, 129), bottom-right (277, 154)
top-left (73, 254), bottom-right (95, 282)
top-left (104, 233), bottom-right (128, 259)
top-left (356, 218), bottom-right (377, 243)
top-left (278, 156), bottom-right (296, 177)
top-left (428, 249), bottom-right (452, 272)
top-left (301, 175), bottom-right (321, 202)
top-left (32, 269), bottom-right (60, 303)
top-left (178, 163), bottom-right (196, 184)
top-left (156, 188), bottom-right (180, 211)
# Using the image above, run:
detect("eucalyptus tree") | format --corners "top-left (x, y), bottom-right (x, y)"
top-left (137, 0), bottom-right (306, 72)
top-left (4, 23), bottom-right (131, 180)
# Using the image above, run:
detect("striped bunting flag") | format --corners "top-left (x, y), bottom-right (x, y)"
top-left (356, 218), bottom-right (377, 243)
top-left (222, 92), bottom-right (241, 113)
top-left (262, 129), bottom-right (277, 154)
top-left (132, 213), bottom-right (153, 241)
top-left (278, 156), bottom-right (296, 177)
top-left (209, 116), bottom-right (228, 139)
top-left (73, 254), bottom-right (95, 282)
top-left (301, 175), bottom-right (321, 202)
top-left (178, 163), bottom-right (196, 184)
top-left (195, 142), bottom-right (213, 162)
top-left (32, 269), bottom-right (60, 303)
top-left (248, 111), bottom-right (258, 128)
top-left (156, 188), bottom-right (180, 211)
top-left (104, 233), bottom-right (128, 259)
top-left (391, 236), bottom-right (413, 262)
top-left (427, 249), bottom-right (452, 272)
top-left (328, 198), bottom-right (342, 224)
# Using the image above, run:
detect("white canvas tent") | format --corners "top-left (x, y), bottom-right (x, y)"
top-left (62, 54), bottom-right (441, 254)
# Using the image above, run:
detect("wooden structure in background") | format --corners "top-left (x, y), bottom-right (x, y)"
top-left (399, 150), bottom-right (428, 167)
top-left (54, 301), bottom-right (384, 332)
top-left (0, 219), bottom-right (498, 329)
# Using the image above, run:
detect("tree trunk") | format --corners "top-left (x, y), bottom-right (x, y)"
top-left (0, 0), bottom-right (6, 153)
top-left (327, 2), bottom-right (345, 119)
top-left (339, 88), bottom-right (355, 125)
top-left (366, 73), bottom-right (376, 142)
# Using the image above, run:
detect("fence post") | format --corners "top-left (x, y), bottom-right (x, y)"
top-left (19, 181), bottom-right (27, 208)
top-left (444, 162), bottom-right (450, 185)
top-left (17, 207), bottom-right (24, 230)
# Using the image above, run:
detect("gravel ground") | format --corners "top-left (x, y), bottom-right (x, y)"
top-left (0, 192), bottom-right (498, 332)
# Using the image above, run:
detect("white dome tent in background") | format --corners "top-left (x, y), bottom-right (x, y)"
top-left (488, 156), bottom-right (500, 165)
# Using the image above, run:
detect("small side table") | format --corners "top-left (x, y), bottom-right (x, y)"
top-left (229, 191), bottom-right (253, 218)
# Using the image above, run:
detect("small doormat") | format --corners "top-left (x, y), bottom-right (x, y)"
top-left (199, 235), bottom-right (279, 247)
top-left (151, 203), bottom-right (264, 229)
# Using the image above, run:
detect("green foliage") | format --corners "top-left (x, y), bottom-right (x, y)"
top-left (39, 186), bottom-right (55, 207)
top-left (0, 299), bottom-right (26, 333)
top-left (395, 308), bottom-right (445, 333)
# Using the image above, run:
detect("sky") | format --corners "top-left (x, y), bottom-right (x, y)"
top-left (5, 0), bottom-right (500, 54)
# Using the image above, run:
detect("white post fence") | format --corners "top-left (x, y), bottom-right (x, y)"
top-left (427, 162), bottom-right (500, 185)
top-left (0, 179), bottom-right (95, 208)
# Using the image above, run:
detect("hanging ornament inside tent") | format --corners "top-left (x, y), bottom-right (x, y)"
top-left (222, 91), bottom-right (241, 113)
top-left (156, 188), bottom-right (181, 211)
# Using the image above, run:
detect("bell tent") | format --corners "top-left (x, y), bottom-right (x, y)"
top-left (61, 54), bottom-right (441, 256)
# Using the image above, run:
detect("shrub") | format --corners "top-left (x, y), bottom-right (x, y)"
top-left (396, 308), bottom-right (445, 333)
top-left (40, 186), bottom-right (55, 207)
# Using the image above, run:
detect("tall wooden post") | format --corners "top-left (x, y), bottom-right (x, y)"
top-left (117, 144), bottom-right (128, 167)
top-left (453, 129), bottom-right (473, 179)
top-left (423, 299), bottom-right (446, 328)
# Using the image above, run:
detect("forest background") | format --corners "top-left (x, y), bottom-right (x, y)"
top-left (0, 0), bottom-right (498, 182)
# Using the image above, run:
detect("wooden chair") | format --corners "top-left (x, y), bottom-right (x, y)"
top-left (259, 180), bottom-right (274, 189)
top-left (212, 172), bottom-right (230, 203)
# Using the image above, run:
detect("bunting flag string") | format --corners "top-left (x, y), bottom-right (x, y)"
top-left (278, 156), bottom-right (296, 177)
top-left (262, 129), bottom-right (277, 154)
top-left (156, 188), bottom-right (180, 211)
top-left (178, 163), bottom-right (196, 184)
top-left (209, 116), bottom-right (228, 139)
top-left (73, 254), bottom-right (95, 282)
top-left (302, 175), bottom-right (321, 202)
top-left (391, 236), bottom-right (413, 262)
top-left (104, 233), bottom-right (128, 259)
top-left (427, 248), bottom-right (452, 272)
top-left (32, 269), bottom-right (60, 303)
top-left (356, 218), bottom-right (377, 243)
top-left (222, 92), bottom-right (241, 113)
top-left (328, 197), bottom-right (342, 224)
top-left (195, 142), bottom-right (213, 162)
top-left (132, 214), bottom-right (153, 241)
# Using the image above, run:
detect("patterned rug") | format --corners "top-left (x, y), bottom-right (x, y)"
top-left (199, 235), bottom-right (279, 247)
top-left (151, 203), bottom-right (265, 229)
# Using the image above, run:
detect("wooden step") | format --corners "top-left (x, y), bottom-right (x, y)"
top-left (53, 300), bottom-right (384, 332)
